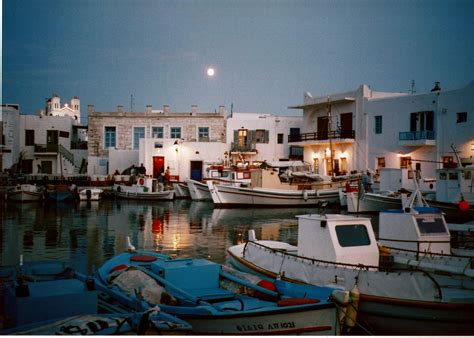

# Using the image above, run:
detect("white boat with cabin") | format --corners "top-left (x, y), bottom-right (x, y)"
top-left (7, 184), bottom-right (44, 202)
top-left (227, 212), bottom-right (474, 335)
top-left (79, 188), bottom-right (104, 201)
top-left (113, 177), bottom-right (174, 200)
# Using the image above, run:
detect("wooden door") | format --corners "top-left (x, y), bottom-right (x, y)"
top-left (153, 156), bottom-right (165, 178)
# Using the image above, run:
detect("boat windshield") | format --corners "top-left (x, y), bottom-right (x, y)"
top-left (415, 217), bottom-right (448, 235)
top-left (335, 224), bottom-right (371, 247)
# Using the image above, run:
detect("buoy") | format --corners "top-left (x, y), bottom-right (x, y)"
top-left (257, 280), bottom-right (277, 292)
top-left (138, 178), bottom-right (145, 185)
top-left (345, 284), bottom-right (360, 332)
top-left (459, 200), bottom-right (470, 211)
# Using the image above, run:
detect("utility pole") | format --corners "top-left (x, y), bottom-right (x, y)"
top-left (130, 94), bottom-right (134, 112)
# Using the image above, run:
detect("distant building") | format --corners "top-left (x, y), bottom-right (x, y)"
top-left (0, 104), bottom-right (21, 172)
top-left (87, 104), bottom-right (228, 180)
top-left (289, 81), bottom-right (474, 180)
top-left (1, 95), bottom-right (88, 176)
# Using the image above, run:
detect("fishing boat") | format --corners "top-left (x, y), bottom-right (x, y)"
top-left (79, 187), bottom-right (104, 201)
top-left (113, 177), bottom-right (174, 200)
top-left (208, 180), bottom-right (339, 208)
top-left (186, 165), bottom-right (253, 201)
top-left (227, 212), bottom-right (474, 335)
top-left (45, 183), bottom-right (78, 202)
top-left (345, 190), bottom-right (406, 213)
top-left (1, 260), bottom-right (191, 335)
top-left (6, 184), bottom-right (44, 202)
top-left (172, 182), bottom-right (191, 198)
top-left (94, 248), bottom-right (343, 335)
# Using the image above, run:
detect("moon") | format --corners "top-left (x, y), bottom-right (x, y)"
top-left (207, 67), bottom-right (215, 77)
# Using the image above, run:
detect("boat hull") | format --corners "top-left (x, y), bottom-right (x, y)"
top-left (346, 191), bottom-right (402, 213)
top-left (209, 182), bottom-right (339, 207)
top-left (187, 180), bottom-right (212, 200)
top-left (182, 305), bottom-right (337, 335)
top-left (7, 190), bottom-right (43, 202)
top-left (227, 243), bottom-right (474, 335)
top-left (114, 190), bottom-right (174, 200)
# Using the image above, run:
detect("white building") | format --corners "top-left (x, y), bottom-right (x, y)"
top-left (1, 104), bottom-right (21, 172)
top-left (289, 81), bottom-right (474, 179)
top-left (226, 113), bottom-right (303, 165)
top-left (1, 95), bottom-right (88, 176)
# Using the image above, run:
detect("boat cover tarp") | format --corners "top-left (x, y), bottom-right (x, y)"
top-left (244, 242), bottom-right (442, 302)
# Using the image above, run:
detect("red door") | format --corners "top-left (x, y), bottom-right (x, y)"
top-left (153, 156), bottom-right (165, 178)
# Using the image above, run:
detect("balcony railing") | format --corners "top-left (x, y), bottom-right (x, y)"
top-left (34, 144), bottom-right (74, 164)
top-left (399, 130), bottom-right (435, 141)
top-left (288, 130), bottom-right (355, 142)
top-left (231, 142), bottom-right (257, 152)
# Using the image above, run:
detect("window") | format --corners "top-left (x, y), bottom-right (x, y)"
top-left (152, 127), bottom-right (163, 138)
top-left (59, 131), bottom-right (69, 138)
top-left (375, 116), bottom-right (382, 134)
top-left (377, 157), bottom-right (386, 168)
top-left (415, 217), bottom-right (448, 235)
top-left (133, 127), bottom-right (145, 150)
top-left (277, 133), bottom-right (283, 144)
top-left (104, 127), bottom-right (116, 148)
top-left (25, 130), bottom-right (35, 146)
top-left (456, 112), bottom-right (467, 123)
top-left (198, 127), bottom-right (209, 141)
top-left (255, 129), bottom-right (267, 143)
top-left (400, 156), bottom-right (411, 169)
top-left (442, 156), bottom-right (456, 168)
top-left (170, 127), bottom-right (181, 139)
top-left (335, 224), bottom-right (371, 247)
top-left (290, 128), bottom-right (300, 136)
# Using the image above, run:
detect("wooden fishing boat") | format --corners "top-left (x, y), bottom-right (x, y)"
top-left (113, 177), bottom-right (174, 200)
top-left (45, 183), bottom-right (78, 202)
top-left (94, 248), bottom-right (342, 335)
top-left (227, 212), bottom-right (474, 335)
top-left (6, 184), bottom-right (44, 202)
top-left (0, 260), bottom-right (191, 335)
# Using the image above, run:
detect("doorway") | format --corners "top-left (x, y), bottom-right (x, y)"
top-left (190, 161), bottom-right (203, 181)
top-left (153, 156), bottom-right (165, 178)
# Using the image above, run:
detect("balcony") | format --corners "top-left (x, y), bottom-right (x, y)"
top-left (399, 130), bottom-right (436, 146)
top-left (230, 142), bottom-right (257, 154)
top-left (288, 130), bottom-right (355, 143)
top-left (34, 144), bottom-right (74, 164)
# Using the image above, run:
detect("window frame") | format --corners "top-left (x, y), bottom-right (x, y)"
top-left (151, 126), bottom-right (164, 139)
top-left (170, 127), bottom-right (182, 139)
top-left (25, 129), bottom-right (35, 146)
top-left (104, 126), bottom-right (117, 149)
top-left (198, 127), bottom-right (209, 141)
top-left (133, 126), bottom-right (146, 150)
top-left (374, 115), bottom-right (382, 134)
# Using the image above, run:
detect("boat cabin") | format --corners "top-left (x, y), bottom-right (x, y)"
top-left (435, 165), bottom-right (474, 204)
top-left (296, 214), bottom-right (379, 267)
top-left (136, 177), bottom-right (160, 192)
top-left (378, 207), bottom-right (451, 254)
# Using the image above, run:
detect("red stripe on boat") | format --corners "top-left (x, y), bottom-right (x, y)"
top-left (130, 255), bottom-right (158, 262)
top-left (277, 298), bottom-right (320, 306)
top-left (111, 264), bottom-right (128, 272)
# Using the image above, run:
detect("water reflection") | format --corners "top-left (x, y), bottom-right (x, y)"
top-left (0, 199), bottom-right (348, 275)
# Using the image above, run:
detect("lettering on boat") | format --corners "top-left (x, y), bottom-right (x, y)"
top-left (236, 321), bottom-right (296, 332)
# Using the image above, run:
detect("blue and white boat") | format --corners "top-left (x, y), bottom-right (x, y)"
top-left (95, 248), bottom-right (343, 335)
top-left (1, 260), bottom-right (191, 335)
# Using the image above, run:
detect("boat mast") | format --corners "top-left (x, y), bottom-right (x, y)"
top-left (327, 97), bottom-right (334, 176)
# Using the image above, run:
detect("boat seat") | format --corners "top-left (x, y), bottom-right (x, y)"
top-left (186, 287), bottom-right (235, 302)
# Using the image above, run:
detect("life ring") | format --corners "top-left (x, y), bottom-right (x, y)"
top-left (138, 178), bottom-right (145, 186)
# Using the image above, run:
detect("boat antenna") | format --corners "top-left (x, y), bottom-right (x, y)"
top-left (450, 143), bottom-right (462, 168)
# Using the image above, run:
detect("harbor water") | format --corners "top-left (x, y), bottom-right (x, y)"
top-left (0, 199), bottom-right (375, 274)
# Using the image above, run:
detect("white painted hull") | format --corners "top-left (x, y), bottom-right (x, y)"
top-left (115, 189), bottom-right (174, 200)
top-left (172, 183), bottom-right (190, 198)
top-left (186, 180), bottom-right (212, 200)
top-left (346, 191), bottom-right (402, 213)
top-left (7, 190), bottom-right (43, 202)
top-left (208, 181), bottom-right (339, 207)
top-left (183, 305), bottom-right (338, 335)
top-left (227, 242), bottom-right (474, 335)
top-left (79, 188), bottom-right (103, 201)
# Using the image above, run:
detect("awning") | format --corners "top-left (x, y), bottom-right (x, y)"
top-left (289, 97), bottom-right (355, 110)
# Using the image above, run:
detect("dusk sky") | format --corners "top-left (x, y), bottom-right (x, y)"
top-left (2, 0), bottom-right (473, 120)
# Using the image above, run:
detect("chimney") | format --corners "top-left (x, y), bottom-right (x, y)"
top-left (163, 105), bottom-right (170, 114)
top-left (117, 105), bottom-right (124, 113)
top-left (146, 105), bottom-right (152, 113)
top-left (218, 105), bottom-right (225, 115)
top-left (191, 104), bottom-right (198, 115)
top-left (87, 105), bottom-right (94, 114)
